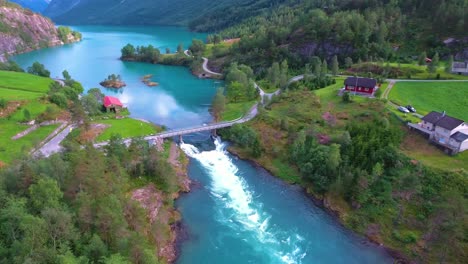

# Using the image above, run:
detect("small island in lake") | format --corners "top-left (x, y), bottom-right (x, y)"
top-left (142, 74), bottom-right (159, 87)
top-left (100, 74), bottom-right (126, 88)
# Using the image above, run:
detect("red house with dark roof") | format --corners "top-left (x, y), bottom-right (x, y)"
top-left (103, 96), bottom-right (123, 112)
top-left (344, 77), bottom-right (377, 95)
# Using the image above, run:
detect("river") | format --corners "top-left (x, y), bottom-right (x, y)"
top-left (13, 26), bottom-right (393, 263)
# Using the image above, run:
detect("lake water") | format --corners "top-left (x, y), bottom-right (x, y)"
top-left (13, 26), bottom-right (392, 263)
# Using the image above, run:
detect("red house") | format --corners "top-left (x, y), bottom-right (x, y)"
top-left (344, 77), bottom-right (377, 95)
top-left (103, 96), bottom-right (123, 112)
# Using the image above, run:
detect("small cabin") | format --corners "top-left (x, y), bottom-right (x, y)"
top-left (344, 77), bottom-right (377, 95)
top-left (103, 96), bottom-right (123, 112)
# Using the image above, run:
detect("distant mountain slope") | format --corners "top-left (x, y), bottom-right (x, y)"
top-left (0, 1), bottom-right (81, 62)
top-left (43, 0), bottom-right (82, 19)
top-left (44, 0), bottom-right (288, 27)
top-left (8, 0), bottom-right (49, 13)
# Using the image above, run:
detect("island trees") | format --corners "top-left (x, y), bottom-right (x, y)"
top-left (100, 74), bottom-right (126, 89)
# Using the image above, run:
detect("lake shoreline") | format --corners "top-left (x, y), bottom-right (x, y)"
top-left (225, 145), bottom-right (410, 264)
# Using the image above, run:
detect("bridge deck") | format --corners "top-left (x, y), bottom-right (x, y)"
top-left (94, 104), bottom-right (258, 148)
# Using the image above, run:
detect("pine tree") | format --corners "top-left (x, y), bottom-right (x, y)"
top-left (446, 55), bottom-right (454, 73)
top-left (345, 57), bottom-right (353, 69)
top-left (332, 55), bottom-right (339, 76)
top-left (418, 52), bottom-right (427, 65)
top-left (280, 60), bottom-right (289, 88)
top-left (177, 43), bottom-right (183, 54)
top-left (321, 59), bottom-right (328, 76)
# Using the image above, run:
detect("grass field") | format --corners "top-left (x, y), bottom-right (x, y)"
top-left (387, 63), bottom-right (468, 80)
top-left (0, 120), bottom-right (58, 164)
top-left (0, 70), bottom-right (53, 93)
top-left (203, 43), bottom-right (232, 58)
top-left (8, 101), bottom-right (57, 122)
top-left (389, 81), bottom-right (468, 120)
top-left (222, 100), bottom-right (257, 121)
top-left (401, 129), bottom-right (468, 171)
top-left (0, 87), bottom-right (44, 101)
top-left (95, 118), bottom-right (161, 142)
top-left (0, 71), bottom-right (58, 165)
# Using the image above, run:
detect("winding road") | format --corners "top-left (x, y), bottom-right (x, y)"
top-left (34, 124), bottom-right (75, 157)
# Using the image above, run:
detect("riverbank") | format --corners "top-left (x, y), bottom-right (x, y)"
top-left (224, 145), bottom-right (409, 263)
top-left (165, 141), bottom-right (190, 262)
top-left (130, 140), bottom-right (190, 263)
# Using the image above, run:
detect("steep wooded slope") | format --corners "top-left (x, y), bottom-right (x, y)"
top-left (0, 1), bottom-right (81, 62)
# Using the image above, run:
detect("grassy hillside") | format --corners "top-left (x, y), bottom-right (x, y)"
top-left (389, 82), bottom-right (468, 121)
top-left (95, 118), bottom-right (161, 142)
top-left (0, 70), bottom-right (53, 94)
top-left (0, 71), bottom-right (60, 165)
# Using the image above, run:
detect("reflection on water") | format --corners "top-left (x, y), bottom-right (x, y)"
top-left (13, 26), bottom-right (218, 129)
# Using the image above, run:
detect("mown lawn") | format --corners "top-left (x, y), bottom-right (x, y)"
top-left (401, 129), bottom-right (468, 171)
top-left (389, 81), bottom-right (468, 120)
top-left (387, 63), bottom-right (468, 80)
top-left (0, 87), bottom-right (44, 101)
top-left (0, 120), bottom-right (58, 164)
top-left (222, 100), bottom-right (257, 121)
top-left (95, 118), bottom-right (161, 142)
top-left (9, 101), bottom-right (59, 122)
top-left (0, 70), bottom-right (53, 93)
top-left (203, 43), bottom-right (232, 58)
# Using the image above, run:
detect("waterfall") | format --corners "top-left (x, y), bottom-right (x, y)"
top-left (180, 138), bottom-right (306, 264)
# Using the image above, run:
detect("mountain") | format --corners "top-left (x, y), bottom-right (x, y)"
top-left (43, 0), bottom-right (287, 27)
top-left (0, 1), bottom-right (81, 62)
top-left (8, 0), bottom-right (50, 13)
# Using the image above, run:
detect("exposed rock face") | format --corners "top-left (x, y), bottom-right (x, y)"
top-left (288, 29), bottom-right (354, 60)
top-left (441, 37), bottom-right (468, 61)
top-left (0, 3), bottom-right (80, 62)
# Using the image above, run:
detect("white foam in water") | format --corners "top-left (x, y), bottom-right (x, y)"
top-left (180, 138), bottom-right (306, 264)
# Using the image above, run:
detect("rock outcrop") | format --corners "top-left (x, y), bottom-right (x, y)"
top-left (0, 2), bottom-right (81, 62)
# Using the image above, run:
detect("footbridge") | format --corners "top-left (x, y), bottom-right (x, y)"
top-left (94, 104), bottom-right (258, 148)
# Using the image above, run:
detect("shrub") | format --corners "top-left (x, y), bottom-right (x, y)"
top-left (23, 108), bottom-right (31, 121)
top-left (342, 92), bottom-right (351, 103)
top-left (0, 98), bottom-right (6, 109)
top-left (49, 93), bottom-right (68, 108)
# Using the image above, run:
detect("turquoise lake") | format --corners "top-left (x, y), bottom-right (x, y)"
top-left (13, 26), bottom-right (392, 263)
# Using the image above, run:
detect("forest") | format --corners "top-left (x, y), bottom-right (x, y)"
top-left (199, 0), bottom-right (467, 72)
top-left (0, 137), bottom-right (180, 263)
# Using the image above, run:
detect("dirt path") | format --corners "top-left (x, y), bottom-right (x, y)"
top-left (383, 80), bottom-right (396, 99)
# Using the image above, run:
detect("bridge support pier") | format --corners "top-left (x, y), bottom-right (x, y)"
top-left (179, 135), bottom-right (183, 143)
top-left (211, 129), bottom-right (217, 137)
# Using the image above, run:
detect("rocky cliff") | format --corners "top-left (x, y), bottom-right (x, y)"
top-left (0, 1), bottom-right (81, 62)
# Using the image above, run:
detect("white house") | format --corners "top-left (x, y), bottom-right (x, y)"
top-left (409, 111), bottom-right (468, 154)
top-left (452, 61), bottom-right (468, 75)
